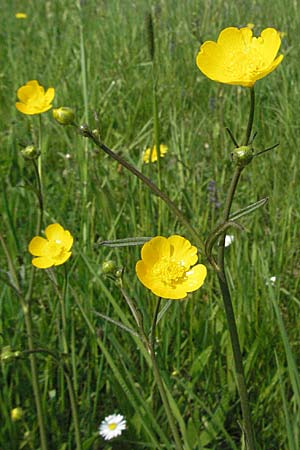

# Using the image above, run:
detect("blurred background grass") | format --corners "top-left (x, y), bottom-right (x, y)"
top-left (0, 0), bottom-right (300, 449)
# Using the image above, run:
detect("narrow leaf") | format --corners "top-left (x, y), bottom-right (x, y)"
top-left (93, 310), bottom-right (139, 337)
top-left (229, 197), bottom-right (268, 221)
top-left (98, 236), bottom-right (152, 247)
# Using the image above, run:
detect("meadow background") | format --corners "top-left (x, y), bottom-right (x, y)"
top-left (1, 0), bottom-right (300, 449)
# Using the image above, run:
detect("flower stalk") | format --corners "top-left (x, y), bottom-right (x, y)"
top-left (216, 88), bottom-right (257, 450)
top-left (23, 157), bottom-right (48, 450)
top-left (78, 125), bottom-right (205, 253)
top-left (139, 299), bottom-right (183, 450)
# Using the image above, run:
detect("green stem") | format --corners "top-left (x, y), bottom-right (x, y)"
top-left (32, 159), bottom-right (44, 229)
top-left (150, 297), bottom-right (161, 350)
top-left (37, 115), bottom-right (43, 196)
top-left (23, 150), bottom-right (48, 450)
top-left (216, 87), bottom-right (257, 450)
top-left (145, 299), bottom-right (183, 450)
top-left (78, 1), bottom-right (89, 250)
top-left (152, 65), bottom-right (163, 234)
top-left (218, 167), bottom-right (243, 269)
top-left (80, 127), bottom-right (204, 253)
top-left (244, 87), bottom-right (255, 146)
top-left (216, 272), bottom-right (256, 450)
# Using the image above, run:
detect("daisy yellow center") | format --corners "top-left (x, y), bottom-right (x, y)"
top-left (152, 258), bottom-right (188, 285)
top-left (108, 422), bottom-right (117, 430)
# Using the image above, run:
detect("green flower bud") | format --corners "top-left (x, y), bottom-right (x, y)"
top-left (115, 268), bottom-right (124, 279)
top-left (231, 145), bottom-right (254, 168)
top-left (101, 260), bottom-right (117, 274)
top-left (20, 145), bottom-right (40, 160)
top-left (1, 346), bottom-right (21, 361)
top-left (11, 407), bottom-right (23, 421)
top-left (52, 107), bottom-right (75, 125)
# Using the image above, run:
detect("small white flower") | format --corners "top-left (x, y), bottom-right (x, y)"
top-left (99, 413), bottom-right (126, 440)
top-left (266, 276), bottom-right (277, 286)
top-left (225, 235), bottom-right (234, 247)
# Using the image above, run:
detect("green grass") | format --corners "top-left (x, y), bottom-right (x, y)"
top-left (1, 0), bottom-right (300, 449)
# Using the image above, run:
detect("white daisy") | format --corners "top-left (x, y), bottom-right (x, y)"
top-left (225, 235), bottom-right (234, 247)
top-left (99, 413), bottom-right (126, 440)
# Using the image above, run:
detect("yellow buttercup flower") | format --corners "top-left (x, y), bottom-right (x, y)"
top-left (11, 407), bottom-right (24, 421)
top-left (28, 223), bottom-right (73, 269)
top-left (136, 235), bottom-right (207, 299)
top-left (196, 27), bottom-right (283, 87)
top-left (16, 80), bottom-right (55, 115)
top-left (143, 144), bottom-right (168, 164)
top-left (15, 13), bottom-right (27, 19)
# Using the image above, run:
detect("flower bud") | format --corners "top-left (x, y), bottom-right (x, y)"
top-left (20, 145), bottom-right (40, 160)
top-left (231, 145), bottom-right (254, 168)
top-left (1, 346), bottom-right (21, 361)
top-left (52, 107), bottom-right (75, 125)
top-left (101, 260), bottom-right (117, 274)
top-left (115, 268), bottom-right (124, 279)
top-left (11, 407), bottom-right (23, 421)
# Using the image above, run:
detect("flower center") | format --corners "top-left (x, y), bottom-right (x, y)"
top-left (108, 422), bottom-right (117, 430)
top-left (46, 241), bottom-right (66, 259)
top-left (152, 258), bottom-right (188, 286)
top-left (229, 48), bottom-right (264, 80)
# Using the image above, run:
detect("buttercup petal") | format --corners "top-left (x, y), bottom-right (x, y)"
top-left (179, 264), bottom-right (207, 292)
top-left (146, 278), bottom-right (188, 299)
top-left (32, 256), bottom-right (54, 269)
top-left (45, 223), bottom-right (66, 242)
top-left (44, 87), bottom-right (55, 104)
top-left (15, 102), bottom-right (38, 115)
top-left (53, 251), bottom-right (72, 266)
top-left (141, 236), bottom-right (170, 266)
top-left (167, 235), bottom-right (198, 267)
top-left (17, 85), bottom-right (37, 102)
top-left (28, 236), bottom-right (48, 256)
top-left (61, 231), bottom-right (74, 251)
top-left (16, 80), bottom-right (54, 115)
top-left (196, 42), bottom-right (227, 81)
top-left (260, 28), bottom-right (282, 64)
top-left (135, 260), bottom-right (150, 285)
top-left (252, 54), bottom-right (284, 83)
top-left (136, 235), bottom-right (207, 299)
top-left (217, 27), bottom-right (253, 50)
top-left (196, 26), bottom-right (283, 86)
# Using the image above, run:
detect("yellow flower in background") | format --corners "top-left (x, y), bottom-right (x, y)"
top-left (136, 235), bottom-right (207, 299)
top-left (28, 224), bottom-right (73, 269)
top-left (143, 144), bottom-right (168, 164)
top-left (247, 23), bottom-right (255, 30)
top-left (11, 407), bottom-right (24, 421)
top-left (15, 13), bottom-right (27, 19)
top-left (16, 80), bottom-right (55, 115)
top-left (196, 27), bottom-right (283, 87)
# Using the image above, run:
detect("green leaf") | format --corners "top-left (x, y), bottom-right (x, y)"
top-left (229, 197), bottom-right (268, 221)
top-left (98, 236), bottom-right (152, 247)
